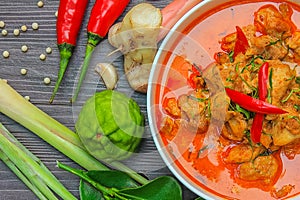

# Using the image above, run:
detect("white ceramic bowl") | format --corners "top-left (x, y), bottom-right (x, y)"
top-left (147, 0), bottom-right (300, 199)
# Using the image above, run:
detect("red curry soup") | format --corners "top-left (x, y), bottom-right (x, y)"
top-left (154, 1), bottom-right (300, 199)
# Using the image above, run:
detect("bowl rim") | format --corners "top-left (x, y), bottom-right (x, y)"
top-left (147, 0), bottom-right (300, 199)
top-left (147, 0), bottom-right (216, 199)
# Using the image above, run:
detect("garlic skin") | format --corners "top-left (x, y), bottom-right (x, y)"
top-left (95, 63), bottom-right (118, 90)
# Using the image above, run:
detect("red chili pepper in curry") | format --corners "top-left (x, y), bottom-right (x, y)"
top-left (233, 26), bottom-right (249, 58)
top-left (251, 62), bottom-right (269, 143)
top-left (71, 0), bottom-right (130, 102)
top-left (188, 64), bottom-right (201, 89)
top-left (50, 0), bottom-right (89, 103)
top-left (225, 88), bottom-right (287, 114)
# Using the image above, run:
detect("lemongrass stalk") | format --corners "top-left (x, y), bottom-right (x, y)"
top-left (0, 79), bottom-right (149, 185)
top-left (0, 122), bottom-right (76, 200)
top-left (0, 128), bottom-right (60, 199)
top-left (0, 151), bottom-right (48, 200)
top-left (0, 79), bottom-right (108, 171)
top-left (1, 120), bottom-right (65, 185)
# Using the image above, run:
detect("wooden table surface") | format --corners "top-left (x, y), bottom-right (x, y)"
top-left (0, 0), bottom-right (198, 199)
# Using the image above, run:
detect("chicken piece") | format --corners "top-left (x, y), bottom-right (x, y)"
top-left (214, 52), bottom-right (230, 64)
top-left (281, 81), bottom-right (300, 113)
top-left (224, 144), bottom-right (265, 164)
top-left (285, 31), bottom-right (300, 62)
top-left (238, 155), bottom-right (279, 184)
top-left (272, 184), bottom-right (295, 199)
top-left (189, 74), bottom-right (206, 90)
top-left (178, 94), bottom-right (210, 133)
top-left (260, 121), bottom-right (281, 149)
top-left (254, 4), bottom-right (294, 38)
top-left (217, 64), bottom-right (236, 88)
top-left (248, 35), bottom-right (288, 60)
top-left (220, 32), bottom-right (236, 53)
top-left (283, 138), bottom-right (300, 160)
top-left (222, 111), bottom-right (247, 141)
top-left (163, 97), bottom-right (181, 118)
top-left (267, 43), bottom-right (288, 60)
top-left (233, 69), bottom-right (255, 94)
top-left (260, 132), bottom-right (273, 149)
top-left (268, 60), bottom-right (295, 105)
top-left (285, 31), bottom-right (300, 49)
top-left (271, 114), bottom-right (300, 146)
top-left (218, 60), bottom-right (256, 94)
top-left (160, 116), bottom-right (180, 141)
top-left (294, 48), bottom-right (300, 63)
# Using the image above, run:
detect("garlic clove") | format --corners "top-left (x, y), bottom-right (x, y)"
top-left (95, 63), bottom-right (118, 90)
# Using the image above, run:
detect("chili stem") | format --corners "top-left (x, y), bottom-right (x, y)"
top-left (50, 44), bottom-right (74, 103)
top-left (51, 0), bottom-right (89, 103)
top-left (71, 44), bottom-right (94, 103)
top-left (71, 33), bottom-right (103, 103)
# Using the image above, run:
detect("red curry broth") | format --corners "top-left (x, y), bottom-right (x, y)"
top-left (154, 1), bottom-right (300, 199)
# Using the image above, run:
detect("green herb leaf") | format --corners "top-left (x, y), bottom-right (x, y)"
top-left (118, 176), bottom-right (182, 200)
top-left (286, 75), bottom-right (295, 81)
top-left (58, 162), bottom-right (182, 200)
top-left (288, 115), bottom-right (300, 124)
top-left (238, 74), bottom-right (257, 93)
top-left (266, 39), bottom-right (281, 47)
top-left (80, 170), bottom-right (139, 200)
top-left (80, 181), bottom-right (103, 200)
top-left (88, 170), bottom-right (139, 189)
top-left (296, 77), bottom-right (300, 84)
top-left (235, 104), bottom-right (251, 119)
top-left (235, 63), bottom-right (239, 72)
top-left (188, 95), bottom-right (208, 102)
top-left (246, 55), bottom-right (264, 72)
top-left (229, 51), bottom-right (234, 63)
top-left (226, 75), bottom-right (234, 82)
top-left (267, 68), bottom-right (273, 103)
top-left (269, 68), bottom-right (273, 89)
top-left (281, 89), bottom-right (300, 103)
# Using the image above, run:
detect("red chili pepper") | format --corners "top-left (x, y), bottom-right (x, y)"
top-left (233, 26), bottom-right (249, 58)
top-left (225, 88), bottom-right (287, 114)
top-left (188, 73), bottom-right (198, 89)
top-left (191, 64), bottom-right (201, 75)
top-left (50, 0), bottom-right (89, 103)
top-left (188, 64), bottom-right (201, 89)
top-left (250, 113), bottom-right (264, 143)
top-left (258, 62), bottom-right (269, 100)
top-left (71, 0), bottom-right (130, 102)
top-left (250, 62), bottom-right (269, 143)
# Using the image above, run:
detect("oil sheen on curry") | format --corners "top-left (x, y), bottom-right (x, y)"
top-left (157, 1), bottom-right (300, 199)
